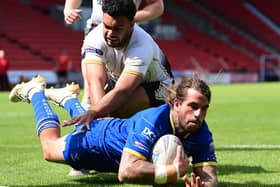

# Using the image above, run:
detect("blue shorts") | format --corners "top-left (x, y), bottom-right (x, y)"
top-left (62, 125), bottom-right (119, 172)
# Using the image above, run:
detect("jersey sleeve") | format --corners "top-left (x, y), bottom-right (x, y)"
top-left (185, 123), bottom-right (217, 167)
top-left (123, 120), bottom-right (157, 161)
top-left (123, 105), bottom-right (172, 161)
top-left (122, 40), bottom-right (154, 78)
top-left (83, 25), bottom-right (107, 64)
top-left (191, 141), bottom-right (217, 167)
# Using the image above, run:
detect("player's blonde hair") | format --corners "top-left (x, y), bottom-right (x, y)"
top-left (164, 74), bottom-right (211, 108)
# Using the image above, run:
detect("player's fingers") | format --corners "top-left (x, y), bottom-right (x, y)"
top-left (196, 176), bottom-right (200, 186)
top-left (62, 120), bottom-right (74, 127)
top-left (65, 9), bottom-right (82, 24)
top-left (85, 122), bottom-right (90, 130)
top-left (69, 12), bottom-right (82, 20)
top-left (183, 175), bottom-right (191, 187)
top-left (65, 18), bottom-right (74, 25)
top-left (74, 9), bottom-right (82, 19)
top-left (71, 9), bottom-right (82, 18)
top-left (201, 181), bottom-right (205, 187)
top-left (195, 175), bottom-right (204, 187)
top-left (62, 116), bottom-right (80, 127)
top-left (65, 15), bottom-right (77, 24)
top-left (191, 172), bottom-right (196, 185)
top-left (85, 115), bottom-right (93, 129)
top-left (85, 115), bottom-right (91, 129)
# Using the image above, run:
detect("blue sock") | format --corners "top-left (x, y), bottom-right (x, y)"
top-left (31, 91), bottom-right (60, 135)
top-left (64, 98), bottom-right (86, 118)
top-left (64, 98), bottom-right (87, 130)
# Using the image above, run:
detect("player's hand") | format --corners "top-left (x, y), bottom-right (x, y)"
top-left (64, 9), bottom-right (82, 25)
top-left (173, 146), bottom-right (189, 177)
top-left (63, 110), bottom-right (97, 129)
top-left (183, 172), bottom-right (205, 187)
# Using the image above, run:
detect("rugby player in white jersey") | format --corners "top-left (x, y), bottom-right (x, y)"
top-left (64, 0), bottom-right (173, 126)
top-left (64, 0), bottom-right (164, 110)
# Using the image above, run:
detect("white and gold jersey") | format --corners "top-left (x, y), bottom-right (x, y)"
top-left (83, 23), bottom-right (173, 86)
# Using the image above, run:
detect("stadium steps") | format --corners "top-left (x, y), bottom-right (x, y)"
top-left (248, 0), bottom-right (280, 27)
top-left (176, 0), bottom-right (272, 57)
top-left (162, 0), bottom-right (260, 72)
top-left (0, 0), bottom-right (83, 71)
top-left (0, 37), bottom-right (54, 70)
top-left (201, 0), bottom-right (280, 52)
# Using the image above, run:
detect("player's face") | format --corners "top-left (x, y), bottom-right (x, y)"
top-left (102, 13), bottom-right (134, 48)
top-left (174, 88), bottom-right (209, 135)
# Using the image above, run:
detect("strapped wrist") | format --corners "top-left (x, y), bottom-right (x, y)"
top-left (155, 165), bottom-right (167, 184)
top-left (154, 164), bottom-right (180, 184)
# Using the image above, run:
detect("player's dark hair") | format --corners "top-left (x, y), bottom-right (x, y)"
top-left (164, 74), bottom-right (211, 107)
top-left (102, 0), bottom-right (136, 22)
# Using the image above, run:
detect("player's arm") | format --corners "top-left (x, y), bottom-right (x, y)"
top-left (118, 146), bottom-right (188, 185)
top-left (189, 165), bottom-right (218, 187)
top-left (64, 0), bottom-right (83, 24)
top-left (63, 71), bottom-right (144, 128)
top-left (63, 61), bottom-right (107, 128)
top-left (85, 62), bottom-right (107, 104)
top-left (89, 72), bottom-right (143, 117)
top-left (134, 0), bottom-right (164, 22)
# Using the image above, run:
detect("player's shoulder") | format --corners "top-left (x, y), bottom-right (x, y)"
top-left (84, 25), bottom-right (106, 49)
top-left (133, 104), bottom-right (170, 126)
top-left (86, 24), bottom-right (103, 39)
top-left (140, 104), bottom-right (169, 116)
top-left (133, 25), bottom-right (153, 42)
top-left (197, 121), bottom-right (212, 135)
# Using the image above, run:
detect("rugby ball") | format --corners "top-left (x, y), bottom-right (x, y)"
top-left (151, 134), bottom-right (184, 164)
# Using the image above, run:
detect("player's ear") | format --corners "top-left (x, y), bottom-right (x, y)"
top-left (173, 98), bottom-right (181, 112)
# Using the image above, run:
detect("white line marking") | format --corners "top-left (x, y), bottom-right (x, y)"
top-left (217, 145), bottom-right (280, 150)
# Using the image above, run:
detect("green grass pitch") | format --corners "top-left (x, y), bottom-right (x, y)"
top-left (0, 82), bottom-right (280, 186)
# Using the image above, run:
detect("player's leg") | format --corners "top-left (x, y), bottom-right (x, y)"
top-left (64, 45), bottom-right (92, 176)
top-left (45, 82), bottom-right (91, 175)
top-left (9, 76), bottom-right (66, 163)
top-left (45, 82), bottom-right (86, 119)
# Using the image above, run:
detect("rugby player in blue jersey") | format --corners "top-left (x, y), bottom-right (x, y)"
top-left (9, 75), bottom-right (218, 187)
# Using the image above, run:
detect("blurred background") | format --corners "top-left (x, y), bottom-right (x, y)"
top-left (1, 0), bottom-right (280, 89)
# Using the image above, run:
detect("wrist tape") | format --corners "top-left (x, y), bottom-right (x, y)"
top-left (154, 164), bottom-right (179, 184)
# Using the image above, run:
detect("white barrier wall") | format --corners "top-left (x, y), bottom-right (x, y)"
top-left (175, 71), bottom-right (259, 84)
top-left (7, 70), bottom-right (258, 87)
top-left (8, 70), bottom-right (83, 86)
